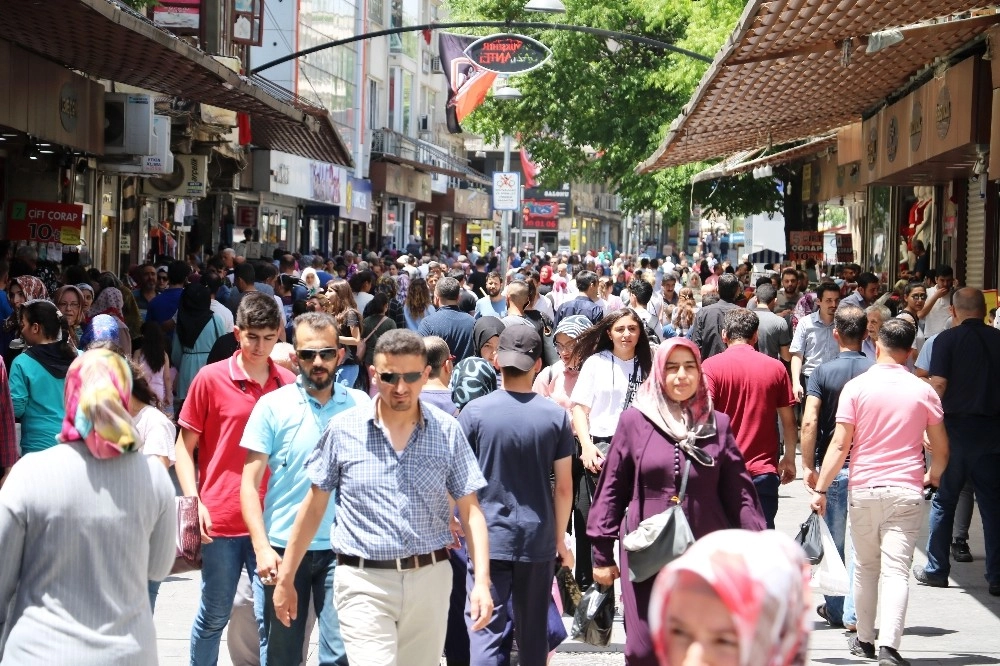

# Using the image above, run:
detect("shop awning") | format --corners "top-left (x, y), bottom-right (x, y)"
top-left (690, 147), bottom-right (765, 184)
top-left (638, 1), bottom-right (1000, 173)
top-left (718, 134), bottom-right (838, 179)
top-left (0, 0), bottom-right (353, 166)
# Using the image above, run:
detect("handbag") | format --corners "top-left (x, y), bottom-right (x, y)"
top-left (171, 496), bottom-right (203, 574)
top-left (795, 511), bottom-right (824, 565)
top-left (570, 583), bottom-right (615, 647)
top-left (621, 457), bottom-right (694, 583)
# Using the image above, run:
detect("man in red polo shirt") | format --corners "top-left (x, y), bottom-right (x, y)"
top-left (702, 308), bottom-right (797, 528)
top-left (175, 292), bottom-right (296, 666)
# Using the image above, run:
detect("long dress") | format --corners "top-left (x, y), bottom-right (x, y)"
top-left (587, 408), bottom-right (766, 666)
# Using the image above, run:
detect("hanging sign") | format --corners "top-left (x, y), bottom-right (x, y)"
top-left (464, 34), bottom-right (552, 75)
top-left (6, 200), bottom-right (84, 245)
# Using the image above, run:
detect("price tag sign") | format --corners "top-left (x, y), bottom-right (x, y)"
top-left (7, 200), bottom-right (84, 244)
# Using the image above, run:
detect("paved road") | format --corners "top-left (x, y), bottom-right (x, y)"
top-left (153, 456), bottom-right (1000, 664)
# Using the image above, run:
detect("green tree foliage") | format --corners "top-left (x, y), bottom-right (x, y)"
top-left (446, 0), bottom-right (783, 223)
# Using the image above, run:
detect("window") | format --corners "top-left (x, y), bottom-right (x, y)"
top-left (369, 0), bottom-right (384, 24)
top-left (368, 79), bottom-right (380, 131)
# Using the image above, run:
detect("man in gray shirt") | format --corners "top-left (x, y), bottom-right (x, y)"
top-left (753, 283), bottom-right (792, 362)
top-left (790, 283), bottom-right (842, 401)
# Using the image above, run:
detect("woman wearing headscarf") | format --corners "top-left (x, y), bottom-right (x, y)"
top-left (0, 349), bottom-right (176, 665)
top-left (3, 276), bottom-right (48, 363)
top-left (9, 300), bottom-right (77, 455)
top-left (55, 285), bottom-right (86, 348)
top-left (80, 314), bottom-right (128, 353)
top-left (587, 338), bottom-right (766, 665)
top-left (171, 283), bottom-right (226, 412)
top-left (97, 272), bottom-right (143, 342)
top-left (86, 286), bottom-right (132, 356)
top-left (473, 316), bottom-right (505, 371)
top-left (76, 282), bottom-right (95, 311)
top-left (649, 530), bottom-right (811, 666)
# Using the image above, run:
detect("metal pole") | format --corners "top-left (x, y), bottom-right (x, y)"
top-left (352, 0), bottom-right (365, 179)
top-left (502, 134), bottom-right (512, 255)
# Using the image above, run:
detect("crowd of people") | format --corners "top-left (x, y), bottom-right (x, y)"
top-left (0, 238), bottom-right (996, 666)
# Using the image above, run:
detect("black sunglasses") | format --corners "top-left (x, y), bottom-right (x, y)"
top-left (297, 347), bottom-right (338, 361)
top-left (378, 371), bottom-right (424, 385)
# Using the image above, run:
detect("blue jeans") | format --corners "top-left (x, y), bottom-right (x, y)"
top-left (752, 473), bottom-right (780, 529)
top-left (149, 579), bottom-right (161, 611)
top-left (821, 465), bottom-right (856, 626)
top-left (263, 548), bottom-right (347, 666)
top-left (924, 416), bottom-right (1000, 586)
top-left (190, 536), bottom-right (267, 666)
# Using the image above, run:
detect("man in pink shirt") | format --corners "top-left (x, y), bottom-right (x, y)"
top-left (811, 318), bottom-right (949, 666)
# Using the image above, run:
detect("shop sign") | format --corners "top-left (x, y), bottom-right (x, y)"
top-left (522, 199), bottom-right (560, 229)
top-left (866, 126), bottom-right (878, 171)
top-left (153, 0), bottom-right (200, 31)
top-left (310, 162), bottom-right (344, 205)
top-left (835, 233), bottom-right (854, 262)
top-left (120, 235), bottom-right (131, 253)
top-left (59, 83), bottom-right (78, 133)
top-left (464, 34), bottom-right (552, 75)
top-left (801, 163), bottom-right (812, 202)
top-left (6, 200), bottom-right (83, 245)
top-left (253, 150), bottom-right (347, 205)
top-left (454, 189), bottom-right (489, 218)
top-left (788, 230), bottom-right (824, 261)
top-left (525, 185), bottom-right (570, 215)
top-left (936, 85), bottom-right (951, 139)
top-left (910, 99), bottom-right (923, 152)
top-left (341, 178), bottom-right (374, 222)
top-left (886, 115), bottom-right (899, 163)
top-left (236, 205), bottom-right (258, 227)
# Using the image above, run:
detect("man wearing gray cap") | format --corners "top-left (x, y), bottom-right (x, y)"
top-left (458, 326), bottom-right (575, 666)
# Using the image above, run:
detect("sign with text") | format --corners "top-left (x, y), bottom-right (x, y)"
top-left (492, 171), bottom-right (521, 211)
top-left (522, 199), bottom-right (560, 229)
top-left (7, 200), bottom-right (84, 245)
top-left (464, 34), bottom-right (552, 75)
top-left (835, 233), bottom-right (854, 262)
top-left (788, 230), bottom-right (824, 261)
top-left (237, 205), bottom-right (258, 227)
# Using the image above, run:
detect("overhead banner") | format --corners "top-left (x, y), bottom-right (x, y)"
top-left (440, 33), bottom-right (497, 134)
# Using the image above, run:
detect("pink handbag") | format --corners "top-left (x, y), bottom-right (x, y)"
top-left (171, 496), bottom-right (203, 574)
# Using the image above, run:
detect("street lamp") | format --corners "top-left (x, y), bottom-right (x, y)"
top-left (524, 0), bottom-right (567, 14)
top-left (493, 84), bottom-right (522, 255)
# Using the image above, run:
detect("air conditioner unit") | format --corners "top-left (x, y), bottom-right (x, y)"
top-left (431, 57), bottom-right (443, 73)
top-left (104, 93), bottom-right (155, 156)
top-left (100, 116), bottom-right (174, 175)
top-left (418, 115), bottom-right (430, 132)
top-left (141, 154), bottom-right (209, 198)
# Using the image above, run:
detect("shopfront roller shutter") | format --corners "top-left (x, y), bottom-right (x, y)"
top-left (966, 178), bottom-right (986, 289)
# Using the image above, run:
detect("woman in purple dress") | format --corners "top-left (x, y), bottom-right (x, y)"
top-left (587, 337), bottom-right (766, 665)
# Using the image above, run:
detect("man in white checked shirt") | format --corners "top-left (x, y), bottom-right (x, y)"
top-left (273, 329), bottom-right (493, 666)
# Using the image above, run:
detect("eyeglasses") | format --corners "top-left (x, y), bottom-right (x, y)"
top-left (910, 293), bottom-right (928, 299)
top-left (555, 342), bottom-right (574, 352)
top-left (378, 371), bottom-right (424, 385)
top-left (297, 347), bottom-right (338, 361)
top-left (57, 301), bottom-right (81, 310)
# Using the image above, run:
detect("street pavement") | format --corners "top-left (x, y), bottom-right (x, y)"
top-left (153, 455), bottom-right (1000, 664)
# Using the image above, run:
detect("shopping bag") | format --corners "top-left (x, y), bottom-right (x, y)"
top-left (810, 517), bottom-right (849, 596)
top-left (570, 583), bottom-right (615, 647)
top-left (795, 511), bottom-right (824, 565)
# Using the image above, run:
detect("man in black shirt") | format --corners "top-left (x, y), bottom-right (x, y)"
top-left (690, 273), bottom-right (741, 360)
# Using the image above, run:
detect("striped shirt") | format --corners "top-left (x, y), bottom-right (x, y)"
top-left (306, 398), bottom-right (487, 560)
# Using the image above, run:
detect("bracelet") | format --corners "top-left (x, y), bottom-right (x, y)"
top-left (815, 489), bottom-right (827, 495)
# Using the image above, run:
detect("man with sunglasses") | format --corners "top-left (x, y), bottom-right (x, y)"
top-left (274, 329), bottom-right (493, 666)
top-left (240, 312), bottom-right (365, 665)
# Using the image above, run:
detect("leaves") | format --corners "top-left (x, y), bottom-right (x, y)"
top-left (446, 0), bottom-right (776, 222)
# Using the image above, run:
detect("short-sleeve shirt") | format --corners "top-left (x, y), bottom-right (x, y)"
top-left (459, 391), bottom-right (575, 562)
top-left (836, 364), bottom-right (943, 492)
top-left (241, 379), bottom-right (368, 549)
top-left (135, 404), bottom-right (177, 464)
top-left (474, 297), bottom-right (506, 320)
top-left (702, 344), bottom-right (794, 477)
top-left (305, 399), bottom-right (487, 560)
top-left (178, 352), bottom-right (295, 538)
top-left (790, 313), bottom-right (839, 377)
top-left (806, 351), bottom-right (873, 463)
top-left (570, 351), bottom-right (644, 438)
top-left (914, 332), bottom-right (938, 372)
top-left (753, 307), bottom-right (792, 360)
top-left (928, 318), bottom-right (1000, 417)
top-left (417, 306), bottom-right (476, 361)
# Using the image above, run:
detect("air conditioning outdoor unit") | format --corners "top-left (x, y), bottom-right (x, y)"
top-left (431, 57), bottom-right (443, 73)
top-left (104, 93), bottom-right (155, 156)
top-left (101, 115), bottom-right (174, 175)
top-left (141, 154), bottom-right (209, 198)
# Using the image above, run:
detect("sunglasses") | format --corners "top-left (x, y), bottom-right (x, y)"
top-left (297, 347), bottom-right (339, 361)
top-left (378, 371), bottom-right (424, 385)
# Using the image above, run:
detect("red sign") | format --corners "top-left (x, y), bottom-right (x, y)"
top-left (521, 200), bottom-right (560, 230)
top-left (6, 200), bottom-right (83, 245)
top-left (464, 34), bottom-right (552, 75)
top-left (835, 233), bottom-right (854, 262)
top-left (236, 205), bottom-right (258, 227)
top-left (788, 230), bottom-right (824, 261)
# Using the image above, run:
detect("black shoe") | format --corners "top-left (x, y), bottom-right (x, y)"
top-left (912, 566), bottom-right (949, 588)
top-left (990, 583), bottom-right (1000, 597)
top-left (951, 539), bottom-right (974, 563)
top-left (849, 636), bottom-right (876, 660)
top-left (879, 646), bottom-right (911, 666)
top-left (816, 603), bottom-right (844, 628)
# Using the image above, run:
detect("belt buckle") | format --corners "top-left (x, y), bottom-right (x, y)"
top-left (397, 554), bottom-right (418, 572)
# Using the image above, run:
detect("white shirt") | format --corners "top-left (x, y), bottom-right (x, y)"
top-left (210, 298), bottom-right (235, 331)
top-left (923, 293), bottom-right (952, 337)
top-left (354, 291), bottom-right (374, 314)
top-left (531, 294), bottom-right (555, 322)
top-left (135, 404), bottom-right (177, 463)
top-left (571, 351), bottom-right (643, 438)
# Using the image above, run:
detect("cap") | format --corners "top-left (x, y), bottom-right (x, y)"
top-left (496, 326), bottom-right (542, 371)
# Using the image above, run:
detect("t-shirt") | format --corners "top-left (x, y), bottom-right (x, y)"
top-left (923, 291), bottom-right (952, 337)
top-left (420, 389), bottom-right (458, 416)
top-left (806, 351), bottom-right (873, 463)
top-left (928, 318), bottom-right (1000, 417)
top-left (135, 404), bottom-right (177, 463)
top-left (570, 351), bottom-right (644, 438)
top-left (146, 287), bottom-right (184, 331)
top-left (417, 306), bottom-right (476, 361)
top-left (178, 352), bottom-right (295, 537)
top-left (354, 292), bottom-right (373, 315)
top-left (474, 296), bottom-right (507, 320)
top-left (702, 344), bottom-right (794, 477)
top-left (754, 308), bottom-right (792, 360)
top-left (458, 391), bottom-right (575, 562)
top-left (241, 380), bottom-right (367, 549)
top-left (837, 363), bottom-right (943, 492)
top-left (531, 361), bottom-right (578, 412)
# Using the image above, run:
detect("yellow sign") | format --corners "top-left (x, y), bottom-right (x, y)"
top-left (60, 226), bottom-right (81, 245)
top-left (985, 289), bottom-right (997, 324)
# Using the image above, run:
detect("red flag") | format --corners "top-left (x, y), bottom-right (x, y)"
top-left (237, 112), bottom-right (252, 145)
top-left (520, 143), bottom-right (539, 188)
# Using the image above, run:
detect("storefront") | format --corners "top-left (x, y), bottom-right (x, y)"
top-left (370, 161), bottom-right (432, 252)
top-left (417, 187), bottom-right (490, 254)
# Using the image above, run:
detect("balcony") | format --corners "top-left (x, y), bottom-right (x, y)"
top-left (371, 128), bottom-right (489, 186)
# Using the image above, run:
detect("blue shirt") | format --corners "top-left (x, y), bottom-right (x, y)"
top-left (474, 296), bottom-right (506, 320)
top-left (417, 306), bottom-right (476, 361)
top-left (790, 312), bottom-right (839, 376)
top-left (241, 379), bottom-right (368, 549)
top-left (554, 296), bottom-right (604, 328)
top-left (145, 287), bottom-right (183, 327)
top-left (914, 332), bottom-right (938, 372)
top-left (305, 399), bottom-right (487, 559)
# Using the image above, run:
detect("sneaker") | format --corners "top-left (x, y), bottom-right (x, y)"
top-left (912, 566), bottom-right (949, 588)
top-left (990, 583), bottom-right (1000, 597)
top-left (951, 539), bottom-right (973, 563)
top-left (849, 636), bottom-right (876, 660)
top-left (879, 646), bottom-right (911, 666)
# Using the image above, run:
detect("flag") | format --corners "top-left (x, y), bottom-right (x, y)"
top-left (440, 32), bottom-right (497, 134)
top-left (520, 142), bottom-right (539, 188)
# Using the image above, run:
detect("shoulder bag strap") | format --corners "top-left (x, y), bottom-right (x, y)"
top-left (362, 316), bottom-right (388, 343)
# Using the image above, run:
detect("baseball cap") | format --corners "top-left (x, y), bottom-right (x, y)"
top-left (496, 326), bottom-right (542, 371)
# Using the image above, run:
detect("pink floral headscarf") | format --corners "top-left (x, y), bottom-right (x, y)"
top-left (650, 529), bottom-right (811, 666)
top-left (88, 286), bottom-right (126, 324)
top-left (57, 348), bottom-right (139, 459)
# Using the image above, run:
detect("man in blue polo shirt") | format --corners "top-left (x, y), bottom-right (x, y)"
top-left (419, 277), bottom-right (476, 361)
top-left (241, 312), bottom-right (366, 665)
top-left (458, 326), bottom-right (574, 665)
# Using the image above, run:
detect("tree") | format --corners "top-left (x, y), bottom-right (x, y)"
top-left (446, 0), bottom-right (783, 223)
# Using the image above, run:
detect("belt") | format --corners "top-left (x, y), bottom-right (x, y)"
top-left (336, 547), bottom-right (450, 571)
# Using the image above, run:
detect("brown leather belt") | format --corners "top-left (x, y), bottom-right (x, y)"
top-left (336, 547), bottom-right (450, 570)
